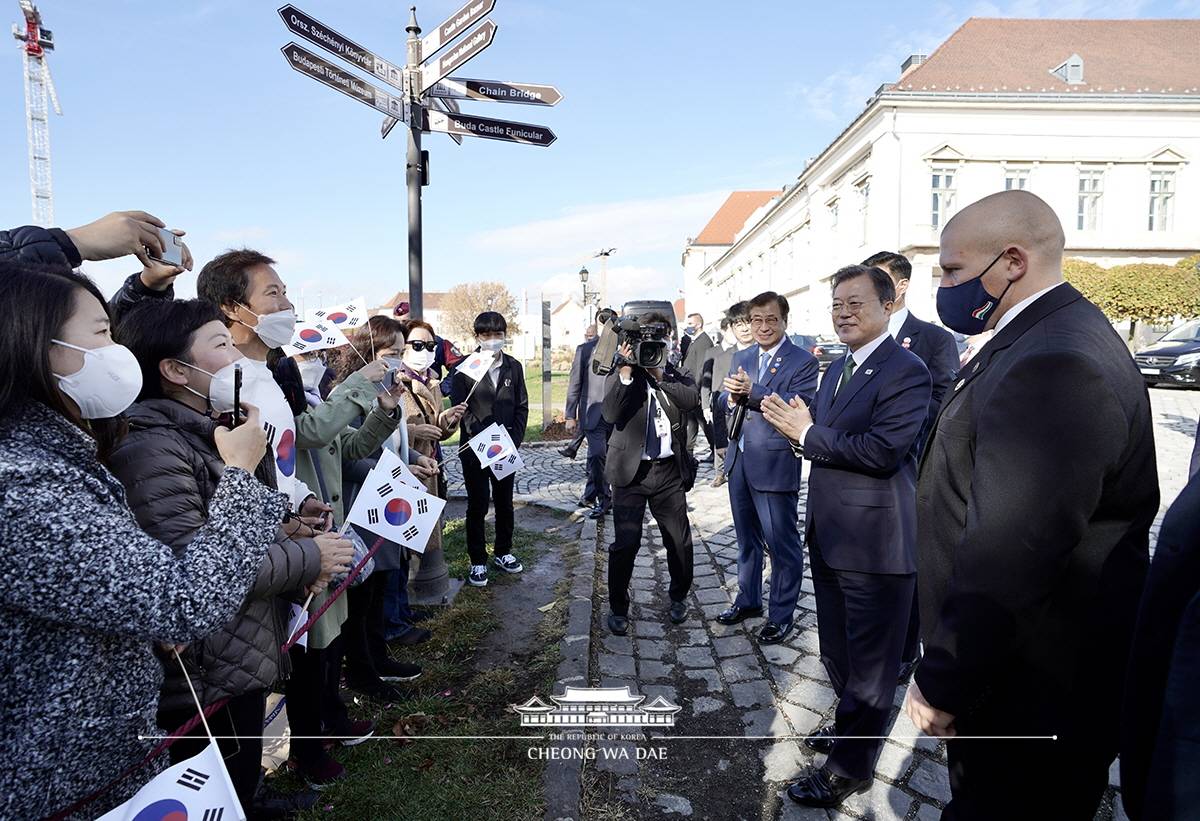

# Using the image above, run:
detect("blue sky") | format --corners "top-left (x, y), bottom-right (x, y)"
top-left (3, 0), bottom-right (1193, 314)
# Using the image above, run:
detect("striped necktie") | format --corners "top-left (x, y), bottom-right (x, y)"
top-left (836, 356), bottom-right (856, 395)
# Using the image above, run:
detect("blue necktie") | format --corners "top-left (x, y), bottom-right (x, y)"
top-left (758, 351), bottom-right (771, 382)
top-left (645, 392), bottom-right (661, 458)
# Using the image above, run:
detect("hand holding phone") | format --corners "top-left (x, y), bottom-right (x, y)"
top-left (232, 365), bottom-right (243, 427)
top-left (148, 227), bottom-right (184, 268)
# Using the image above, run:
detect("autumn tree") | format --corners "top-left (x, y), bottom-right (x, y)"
top-left (1063, 255), bottom-right (1200, 340)
top-left (439, 282), bottom-right (521, 346)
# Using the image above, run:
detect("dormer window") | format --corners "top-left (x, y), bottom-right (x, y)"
top-left (1051, 54), bottom-right (1085, 85)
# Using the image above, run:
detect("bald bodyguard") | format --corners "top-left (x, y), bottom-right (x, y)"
top-left (904, 190), bottom-right (1158, 819)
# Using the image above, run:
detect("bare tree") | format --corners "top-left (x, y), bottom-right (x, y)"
top-left (440, 282), bottom-right (522, 346)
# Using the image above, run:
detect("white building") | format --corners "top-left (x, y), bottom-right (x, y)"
top-left (550, 296), bottom-right (590, 350)
top-left (683, 18), bottom-right (1200, 336)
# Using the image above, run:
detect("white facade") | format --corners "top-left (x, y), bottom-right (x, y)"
top-left (686, 87), bottom-right (1199, 338)
top-left (550, 297), bottom-right (590, 350)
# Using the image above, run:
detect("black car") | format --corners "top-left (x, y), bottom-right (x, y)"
top-left (1134, 320), bottom-right (1200, 388)
top-left (790, 334), bottom-right (848, 371)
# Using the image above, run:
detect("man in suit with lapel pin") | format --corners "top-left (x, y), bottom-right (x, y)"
top-left (862, 250), bottom-right (961, 684)
top-left (903, 190), bottom-right (1157, 819)
top-left (564, 310), bottom-right (616, 519)
top-left (761, 265), bottom-right (931, 807)
top-left (715, 291), bottom-right (819, 645)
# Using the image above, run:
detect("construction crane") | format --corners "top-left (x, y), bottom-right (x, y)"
top-left (12, 0), bottom-right (59, 227)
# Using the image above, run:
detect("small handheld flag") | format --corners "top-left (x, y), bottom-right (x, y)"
top-left (307, 297), bottom-right (368, 329)
top-left (95, 742), bottom-right (243, 821)
top-left (457, 350), bottom-right (497, 384)
top-left (345, 459), bottom-right (446, 553)
top-left (467, 423), bottom-right (516, 468)
top-left (286, 319), bottom-right (350, 354)
top-left (489, 448), bottom-right (524, 480)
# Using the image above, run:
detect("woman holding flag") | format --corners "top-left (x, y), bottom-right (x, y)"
top-left (450, 311), bottom-right (529, 588)
top-left (0, 262), bottom-right (284, 818)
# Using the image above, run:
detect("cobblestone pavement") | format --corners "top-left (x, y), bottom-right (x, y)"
top-left (447, 387), bottom-right (1199, 819)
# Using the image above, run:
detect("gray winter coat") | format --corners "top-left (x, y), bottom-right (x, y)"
top-left (0, 401), bottom-right (285, 819)
top-left (107, 399), bottom-right (322, 713)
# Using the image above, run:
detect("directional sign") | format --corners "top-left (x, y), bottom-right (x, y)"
top-left (278, 4), bottom-right (405, 93)
top-left (429, 98), bottom-right (463, 145)
top-left (426, 109), bottom-right (556, 147)
top-left (421, 0), bottom-right (496, 59)
top-left (282, 43), bottom-right (408, 122)
top-left (420, 19), bottom-right (497, 93)
top-left (427, 77), bottom-right (563, 107)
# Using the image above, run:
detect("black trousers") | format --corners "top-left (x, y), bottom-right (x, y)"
top-left (608, 458), bottom-right (694, 617)
top-left (462, 449), bottom-right (516, 565)
top-left (285, 636), bottom-right (350, 766)
top-left (809, 535), bottom-right (914, 780)
top-left (710, 397), bottom-right (729, 451)
top-left (684, 409), bottom-right (713, 454)
top-left (343, 570), bottom-right (393, 684)
top-left (901, 589), bottom-right (921, 663)
top-left (583, 427), bottom-right (611, 507)
top-left (159, 688), bottom-right (267, 808)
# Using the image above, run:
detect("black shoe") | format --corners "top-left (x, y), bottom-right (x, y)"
top-left (757, 621), bottom-right (794, 644)
top-left (588, 502), bottom-right (610, 520)
top-left (786, 766), bottom-right (871, 808)
top-left (804, 724), bottom-right (836, 754)
top-left (668, 600), bottom-right (688, 624)
top-left (607, 613), bottom-right (629, 635)
top-left (896, 655), bottom-right (921, 685)
top-left (577, 495), bottom-right (595, 508)
top-left (391, 626), bottom-right (432, 646)
top-left (408, 608), bottom-right (434, 623)
top-left (346, 677), bottom-right (403, 701)
top-left (251, 784), bottom-right (320, 819)
top-left (376, 658), bottom-right (422, 682)
top-left (558, 447), bottom-right (578, 460)
top-left (716, 605), bottom-right (764, 625)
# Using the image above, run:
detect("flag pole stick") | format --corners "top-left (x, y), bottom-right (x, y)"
top-left (173, 648), bottom-right (216, 742)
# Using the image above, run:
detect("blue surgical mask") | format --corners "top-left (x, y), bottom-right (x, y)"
top-left (935, 250), bottom-right (1012, 335)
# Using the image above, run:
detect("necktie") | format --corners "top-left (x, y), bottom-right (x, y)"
top-left (758, 351), bottom-right (772, 382)
top-left (836, 356), bottom-right (856, 395)
top-left (645, 391), bottom-right (662, 458)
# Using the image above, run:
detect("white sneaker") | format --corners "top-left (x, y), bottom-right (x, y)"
top-left (493, 554), bottom-right (524, 574)
top-left (468, 564), bottom-right (489, 587)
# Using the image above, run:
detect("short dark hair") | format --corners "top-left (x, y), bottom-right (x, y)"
top-left (861, 251), bottom-right (912, 281)
top-left (726, 301), bottom-right (750, 323)
top-left (474, 311), bottom-right (507, 335)
top-left (747, 291), bottom-right (789, 321)
top-left (0, 260), bottom-right (126, 455)
top-left (196, 249), bottom-right (277, 319)
top-left (687, 312), bottom-right (703, 324)
top-left (116, 299), bottom-right (226, 401)
top-left (832, 264), bottom-right (897, 303)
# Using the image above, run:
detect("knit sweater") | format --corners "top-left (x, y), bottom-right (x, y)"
top-left (0, 402), bottom-right (285, 819)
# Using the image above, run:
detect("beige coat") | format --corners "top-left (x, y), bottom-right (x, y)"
top-left (398, 372), bottom-right (455, 554)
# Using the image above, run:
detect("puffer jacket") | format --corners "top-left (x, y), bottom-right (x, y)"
top-left (0, 401), bottom-right (284, 819)
top-left (0, 224), bottom-right (81, 266)
top-left (107, 399), bottom-right (322, 712)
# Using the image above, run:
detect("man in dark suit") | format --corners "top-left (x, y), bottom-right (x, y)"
top-left (862, 250), bottom-right (961, 682)
top-left (716, 292), bottom-right (819, 644)
top-left (761, 266), bottom-right (931, 807)
top-left (700, 303), bottom-right (753, 487)
top-left (564, 323), bottom-right (613, 519)
top-left (603, 328), bottom-right (700, 636)
top-left (681, 312), bottom-right (714, 455)
top-left (904, 190), bottom-right (1158, 820)
top-left (558, 325), bottom-right (597, 462)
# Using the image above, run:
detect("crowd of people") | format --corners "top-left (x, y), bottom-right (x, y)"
top-left (556, 190), bottom-right (1199, 819)
top-left (0, 211), bottom-right (529, 819)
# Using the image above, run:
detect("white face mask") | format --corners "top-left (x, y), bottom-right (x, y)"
top-left (176, 358), bottom-right (244, 413)
top-left (51, 340), bottom-right (143, 419)
top-left (479, 338), bottom-right (505, 353)
top-left (404, 349), bottom-right (435, 372)
top-left (297, 360), bottom-right (326, 392)
top-left (237, 304), bottom-right (297, 350)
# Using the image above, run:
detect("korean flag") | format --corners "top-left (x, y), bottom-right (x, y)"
top-left (287, 319), bottom-right (350, 354)
top-left (374, 447), bottom-right (425, 491)
top-left (96, 742), bottom-right (243, 821)
top-left (307, 297), bottom-right (368, 330)
top-left (456, 349), bottom-right (497, 383)
top-left (489, 448), bottom-right (524, 480)
top-left (346, 463), bottom-right (446, 552)
top-left (468, 422), bottom-right (516, 468)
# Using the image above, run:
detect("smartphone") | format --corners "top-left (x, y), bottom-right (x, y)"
top-left (150, 227), bottom-right (184, 268)
top-left (232, 364), bottom-right (243, 427)
top-left (383, 367), bottom-right (400, 392)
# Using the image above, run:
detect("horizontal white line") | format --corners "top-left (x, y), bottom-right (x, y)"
top-left (139, 734), bottom-right (1056, 741)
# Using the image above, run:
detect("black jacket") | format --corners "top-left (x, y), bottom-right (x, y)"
top-left (1120, 470), bottom-right (1200, 819)
top-left (681, 331), bottom-right (714, 384)
top-left (602, 365), bottom-right (699, 489)
top-left (107, 399), bottom-right (320, 711)
top-left (109, 271), bottom-right (176, 325)
top-left (0, 225), bottom-right (80, 267)
top-left (450, 352), bottom-right (530, 448)
top-left (894, 310), bottom-right (959, 454)
top-left (915, 284), bottom-right (1158, 731)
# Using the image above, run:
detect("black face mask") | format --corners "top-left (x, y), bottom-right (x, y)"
top-left (936, 250), bottom-right (1011, 335)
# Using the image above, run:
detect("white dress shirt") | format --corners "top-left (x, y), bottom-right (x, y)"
top-left (994, 282), bottom-right (1067, 333)
top-left (618, 374), bottom-right (673, 459)
top-left (797, 330), bottom-right (891, 450)
top-left (888, 306), bottom-right (910, 340)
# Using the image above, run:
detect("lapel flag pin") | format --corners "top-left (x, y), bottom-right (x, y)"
top-left (864, 368), bottom-right (874, 376)
top-left (902, 336), bottom-right (912, 350)
top-left (972, 362), bottom-right (980, 373)
top-left (955, 379), bottom-right (966, 391)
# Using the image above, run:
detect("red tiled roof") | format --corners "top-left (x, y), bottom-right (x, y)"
top-left (692, 191), bottom-right (779, 246)
top-left (896, 18), bottom-right (1200, 95)
top-left (380, 291), bottom-right (448, 311)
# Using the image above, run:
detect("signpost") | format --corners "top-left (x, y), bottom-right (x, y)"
top-left (275, 2), bottom-right (559, 605)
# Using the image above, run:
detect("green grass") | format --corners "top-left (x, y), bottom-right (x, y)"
top-left (440, 372), bottom-right (567, 446)
top-left (281, 516), bottom-right (573, 821)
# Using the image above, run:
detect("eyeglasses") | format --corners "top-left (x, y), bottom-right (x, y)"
top-left (731, 319), bottom-right (750, 328)
top-left (407, 340), bottom-right (437, 352)
top-left (749, 316), bottom-right (781, 327)
top-left (829, 300), bottom-right (886, 314)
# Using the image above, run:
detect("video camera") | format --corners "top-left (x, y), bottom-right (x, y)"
top-left (591, 300), bottom-right (677, 377)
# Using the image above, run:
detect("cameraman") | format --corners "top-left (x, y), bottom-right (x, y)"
top-left (602, 324), bottom-right (700, 636)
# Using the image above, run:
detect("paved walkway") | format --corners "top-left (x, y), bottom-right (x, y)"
top-left (445, 387), bottom-right (1200, 820)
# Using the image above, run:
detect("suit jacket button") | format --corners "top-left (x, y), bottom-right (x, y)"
top-left (328, 446), bottom-right (336, 455)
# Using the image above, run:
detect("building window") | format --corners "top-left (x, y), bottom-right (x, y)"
top-left (1077, 169), bottom-right (1103, 231)
top-left (931, 167), bottom-right (955, 229)
top-left (856, 178), bottom-right (870, 245)
top-left (828, 199), bottom-right (839, 230)
top-left (1149, 169), bottom-right (1175, 231)
top-left (1005, 168), bottom-right (1029, 190)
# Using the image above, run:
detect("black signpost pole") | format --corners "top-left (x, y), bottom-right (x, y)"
top-left (405, 8), bottom-right (424, 322)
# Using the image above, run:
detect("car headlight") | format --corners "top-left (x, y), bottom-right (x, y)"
top-left (1176, 352), bottom-right (1200, 367)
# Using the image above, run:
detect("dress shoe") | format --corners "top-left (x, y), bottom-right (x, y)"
top-left (757, 621), bottom-right (794, 644)
top-left (896, 655), bottom-right (921, 685)
top-left (804, 724), bottom-right (836, 754)
top-left (390, 625), bottom-right (432, 646)
top-left (588, 502), bottom-right (610, 520)
top-left (607, 613), bottom-right (629, 635)
top-left (577, 495), bottom-right (595, 508)
top-left (558, 447), bottom-right (578, 460)
top-left (710, 471), bottom-right (727, 488)
top-left (786, 766), bottom-right (871, 808)
top-left (668, 600), bottom-right (687, 624)
top-left (715, 605), bottom-right (764, 625)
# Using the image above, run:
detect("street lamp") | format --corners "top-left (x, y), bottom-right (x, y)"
top-left (579, 265), bottom-right (599, 307)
